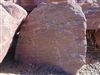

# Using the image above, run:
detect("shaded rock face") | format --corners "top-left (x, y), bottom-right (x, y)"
top-left (95, 29), bottom-right (100, 49)
top-left (81, 3), bottom-right (100, 30)
top-left (19, 0), bottom-right (36, 12)
top-left (0, 1), bottom-right (27, 63)
top-left (15, 2), bottom-right (87, 75)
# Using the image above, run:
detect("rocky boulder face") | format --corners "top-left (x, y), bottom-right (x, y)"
top-left (33, 0), bottom-right (71, 4)
top-left (19, 0), bottom-right (77, 12)
top-left (81, 3), bottom-right (100, 30)
top-left (19, 0), bottom-right (67, 12)
top-left (76, 0), bottom-right (100, 30)
top-left (15, 2), bottom-right (87, 75)
top-left (0, 1), bottom-right (27, 63)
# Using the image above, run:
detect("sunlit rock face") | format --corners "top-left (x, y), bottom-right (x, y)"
top-left (0, 0), bottom-right (19, 3)
top-left (77, 0), bottom-right (98, 4)
top-left (0, 1), bottom-right (27, 63)
top-left (77, 0), bottom-right (100, 30)
top-left (15, 2), bottom-right (87, 75)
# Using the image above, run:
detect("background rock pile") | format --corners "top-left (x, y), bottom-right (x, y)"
top-left (0, 0), bottom-right (100, 75)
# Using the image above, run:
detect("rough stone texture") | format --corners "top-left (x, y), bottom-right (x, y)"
top-left (95, 29), bottom-right (100, 49)
top-left (15, 2), bottom-right (87, 75)
top-left (0, 1), bottom-right (27, 63)
top-left (0, 0), bottom-right (67, 12)
top-left (34, 0), bottom-right (67, 4)
top-left (0, 0), bottom-right (19, 3)
top-left (2, 0), bottom-right (99, 13)
top-left (81, 3), bottom-right (100, 30)
top-left (77, 62), bottom-right (100, 75)
top-left (19, 0), bottom-right (78, 12)
top-left (20, 0), bottom-right (68, 12)
top-left (77, 0), bottom-right (98, 4)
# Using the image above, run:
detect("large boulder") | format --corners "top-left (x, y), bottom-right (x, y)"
top-left (0, 1), bottom-right (27, 63)
top-left (15, 2), bottom-right (87, 75)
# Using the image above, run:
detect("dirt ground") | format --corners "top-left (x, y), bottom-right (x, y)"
top-left (0, 30), bottom-right (100, 75)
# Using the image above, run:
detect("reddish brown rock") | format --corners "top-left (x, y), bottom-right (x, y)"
top-left (15, 2), bottom-right (87, 75)
top-left (19, 0), bottom-right (35, 12)
top-left (19, 0), bottom-right (77, 12)
top-left (0, 1), bottom-right (27, 63)
top-left (34, 0), bottom-right (66, 4)
top-left (95, 29), bottom-right (100, 48)
top-left (81, 3), bottom-right (100, 30)
top-left (20, 0), bottom-right (67, 12)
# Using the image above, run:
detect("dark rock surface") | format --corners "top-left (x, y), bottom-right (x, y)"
top-left (95, 29), bottom-right (100, 49)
